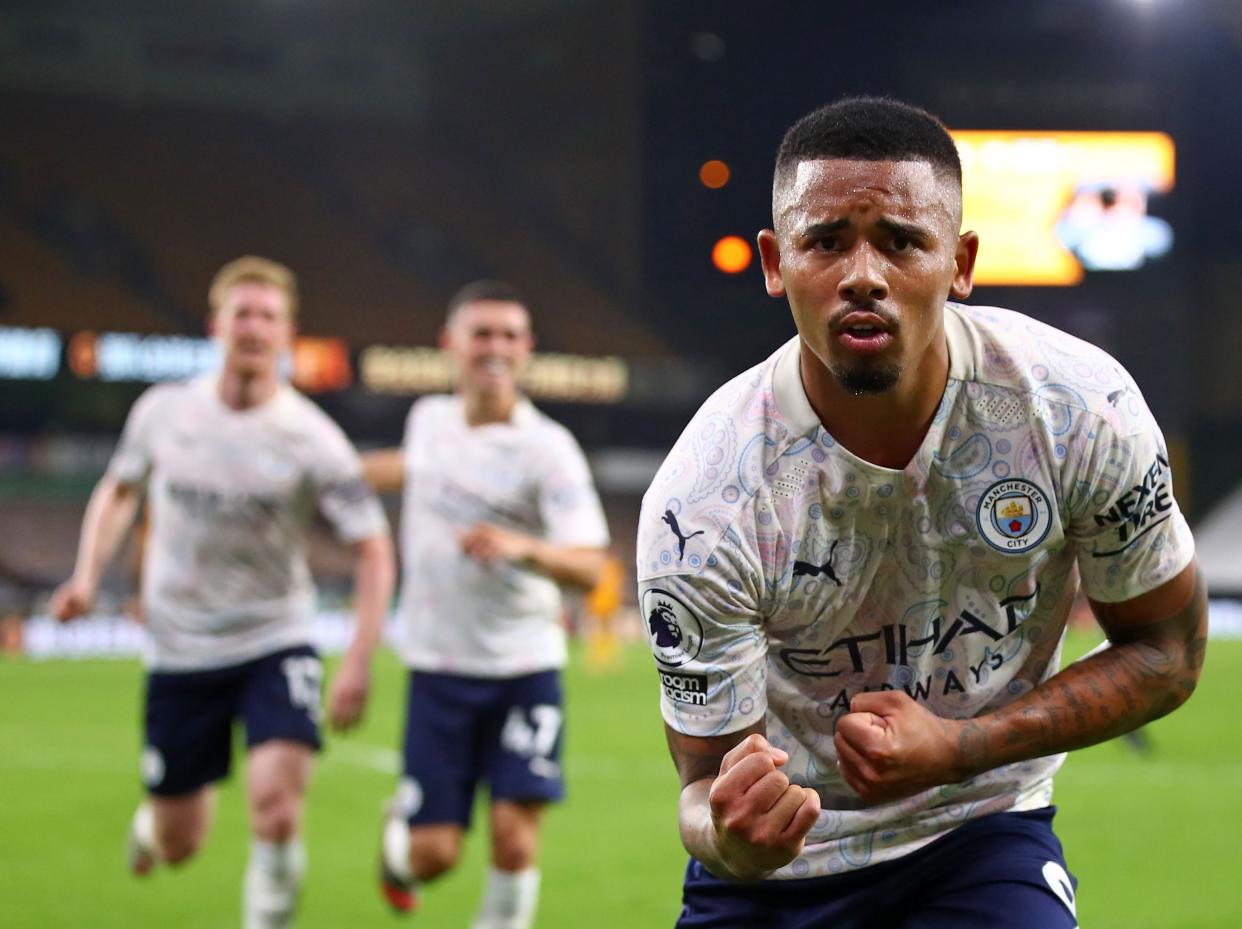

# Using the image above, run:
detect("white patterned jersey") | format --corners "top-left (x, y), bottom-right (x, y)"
top-left (397, 395), bottom-right (609, 677)
top-left (108, 375), bottom-right (388, 671)
top-left (637, 303), bottom-right (1194, 879)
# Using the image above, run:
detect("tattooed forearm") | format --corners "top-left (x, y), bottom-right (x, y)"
top-left (665, 721), bottom-right (766, 787)
top-left (966, 563), bottom-right (1207, 777)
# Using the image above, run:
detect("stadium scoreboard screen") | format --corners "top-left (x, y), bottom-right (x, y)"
top-left (952, 130), bottom-right (1176, 286)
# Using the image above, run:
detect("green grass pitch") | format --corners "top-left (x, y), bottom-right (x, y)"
top-left (1, 633), bottom-right (1238, 928)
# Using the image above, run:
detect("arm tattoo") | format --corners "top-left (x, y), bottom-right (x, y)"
top-left (974, 564), bottom-right (1208, 775)
top-left (665, 722), bottom-right (766, 787)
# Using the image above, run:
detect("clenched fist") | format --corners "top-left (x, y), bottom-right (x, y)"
top-left (707, 734), bottom-right (822, 879)
top-left (833, 691), bottom-right (970, 803)
top-left (49, 577), bottom-right (95, 623)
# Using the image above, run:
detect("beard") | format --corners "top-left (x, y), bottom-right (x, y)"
top-left (830, 360), bottom-right (902, 396)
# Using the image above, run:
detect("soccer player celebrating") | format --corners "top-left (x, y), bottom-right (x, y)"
top-left (637, 97), bottom-right (1206, 928)
top-left (51, 256), bottom-right (395, 929)
top-left (363, 281), bottom-right (609, 929)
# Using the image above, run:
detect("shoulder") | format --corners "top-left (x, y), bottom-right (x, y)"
top-left (281, 386), bottom-right (335, 426)
top-left (520, 401), bottom-right (585, 453)
top-left (638, 338), bottom-right (806, 580)
top-left (412, 393), bottom-right (453, 417)
top-left (277, 387), bottom-right (357, 450)
top-left (129, 378), bottom-right (198, 421)
top-left (946, 303), bottom-right (1147, 438)
top-left (405, 393), bottom-right (453, 431)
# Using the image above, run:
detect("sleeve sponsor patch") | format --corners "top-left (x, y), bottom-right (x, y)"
top-left (658, 670), bottom-right (709, 706)
top-left (1090, 452), bottom-right (1174, 557)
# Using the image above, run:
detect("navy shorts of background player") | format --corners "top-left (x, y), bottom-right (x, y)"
top-left (678, 808), bottom-right (1079, 929)
top-left (141, 645), bottom-right (323, 796)
top-left (398, 670), bottom-right (564, 827)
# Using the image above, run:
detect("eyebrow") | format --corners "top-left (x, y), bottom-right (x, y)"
top-left (875, 217), bottom-right (931, 240)
top-left (799, 219), bottom-right (850, 240)
top-left (797, 217), bottom-right (932, 242)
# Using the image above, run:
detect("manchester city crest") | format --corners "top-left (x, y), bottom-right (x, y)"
top-left (977, 478), bottom-right (1052, 553)
top-left (992, 492), bottom-right (1034, 538)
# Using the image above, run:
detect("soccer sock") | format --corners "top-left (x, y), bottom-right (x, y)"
top-left (472, 867), bottom-right (540, 929)
top-left (243, 838), bottom-right (306, 929)
top-left (131, 801), bottom-right (160, 859)
top-left (382, 814), bottom-right (414, 881)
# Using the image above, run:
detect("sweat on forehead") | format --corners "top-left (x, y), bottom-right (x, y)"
top-left (771, 158), bottom-right (963, 232)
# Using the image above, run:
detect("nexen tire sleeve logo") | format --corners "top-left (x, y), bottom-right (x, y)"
top-left (642, 588), bottom-right (704, 668)
top-left (976, 478), bottom-right (1052, 554)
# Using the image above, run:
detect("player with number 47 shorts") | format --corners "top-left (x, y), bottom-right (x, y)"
top-left (364, 282), bottom-right (609, 929)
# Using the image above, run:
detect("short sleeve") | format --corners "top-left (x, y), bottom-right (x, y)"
top-left (1068, 396), bottom-right (1195, 603)
top-left (106, 385), bottom-right (165, 488)
top-left (536, 430), bottom-right (610, 548)
top-left (638, 529), bottom-right (768, 737)
top-left (400, 399), bottom-right (421, 458)
top-left (311, 417), bottom-right (389, 543)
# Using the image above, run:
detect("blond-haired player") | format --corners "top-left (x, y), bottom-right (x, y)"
top-left (52, 256), bottom-right (395, 929)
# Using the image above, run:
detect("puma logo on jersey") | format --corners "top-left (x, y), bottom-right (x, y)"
top-left (792, 540), bottom-right (843, 586)
top-left (662, 510), bottom-right (704, 562)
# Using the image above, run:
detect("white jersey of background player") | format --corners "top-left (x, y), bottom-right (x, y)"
top-left (114, 374), bottom-right (385, 670)
top-left (636, 95), bottom-right (1207, 927)
top-left (397, 391), bottom-right (607, 676)
top-left (52, 256), bottom-right (395, 929)
top-left (638, 302), bottom-right (1194, 878)
top-left (363, 280), bottom-right (608, 929)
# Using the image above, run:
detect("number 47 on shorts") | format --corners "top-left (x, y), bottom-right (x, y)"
top-left (500, 705), bottom-right (562, 760)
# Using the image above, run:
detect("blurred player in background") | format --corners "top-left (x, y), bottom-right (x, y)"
top-left (637, 97), bottom-right (1207, 928)
top-left (583, 553), bottom-right (626, 671)
top-left (51, 256), bottom-right (396, 929)
top-left (363, 281), bottom-right (608, 929)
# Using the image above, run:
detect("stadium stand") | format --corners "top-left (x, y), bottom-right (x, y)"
top-left (0, 91), bottom-right (668, 356)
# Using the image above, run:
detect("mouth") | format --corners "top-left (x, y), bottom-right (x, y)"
top-left (833, 309), bottom-right (895, 356)
top-left (474, 357), bottom-right (514, 379)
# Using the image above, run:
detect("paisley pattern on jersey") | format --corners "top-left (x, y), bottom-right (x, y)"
top-left (637, 303), bottom-right (1195, 879)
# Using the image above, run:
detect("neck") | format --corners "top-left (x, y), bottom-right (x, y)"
top-left (217, 367), bottom-right (278, 411)
top-left (462, 388), bottom-right (518, 426)
top-left (799, 338), bottom-right (948, 470)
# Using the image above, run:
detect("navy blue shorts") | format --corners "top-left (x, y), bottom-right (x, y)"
top-left (141, 645), bottom-right (323, 796)
top-left (678, 807), bottom-right (1078, 929)
top-left (397, 669), bottom-right (565, 828)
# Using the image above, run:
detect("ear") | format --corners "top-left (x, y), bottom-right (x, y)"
top-left (950, 231), bottom-right (979, 300)
top-left (757, 229), bottom-right (786, 298)
top-left (438, 325), bottom-right (452, 351)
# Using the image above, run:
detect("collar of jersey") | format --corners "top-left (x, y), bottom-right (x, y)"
top-left (452, 394), bottom-right (536, 429)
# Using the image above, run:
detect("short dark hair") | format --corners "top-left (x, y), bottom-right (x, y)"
top-left (446, 280), bottom-right (528, 323)
top-left (775, 96), bottom-right (961, 188)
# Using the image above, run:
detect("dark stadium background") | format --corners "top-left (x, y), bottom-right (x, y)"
top-left (2, 0), bottom-right (1240, 608)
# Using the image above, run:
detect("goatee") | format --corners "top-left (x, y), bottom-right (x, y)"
top-left (832, 363), bottom-right (902, 397)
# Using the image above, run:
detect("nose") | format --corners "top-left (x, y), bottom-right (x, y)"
top-left (838, 245), bottom-right (888, 302)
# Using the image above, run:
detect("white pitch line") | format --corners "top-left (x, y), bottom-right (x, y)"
top-left (327, 742), bottom-right (402, 774)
